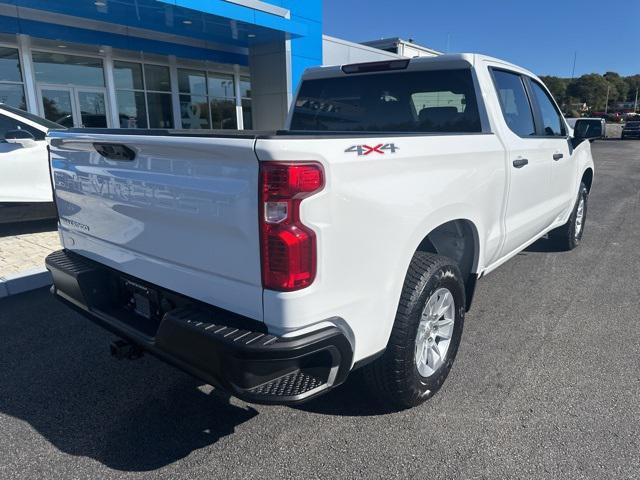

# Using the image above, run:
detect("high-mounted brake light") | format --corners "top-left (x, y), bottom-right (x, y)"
top-left (260, 162), bottom-right (324, 291)
top-left (341, 59), bottom-right (410, 74)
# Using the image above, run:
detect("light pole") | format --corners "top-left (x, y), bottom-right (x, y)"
top-left (635, 87), bottom-right (639, 113)
top-left (604, 84), bottom-right (610, 114)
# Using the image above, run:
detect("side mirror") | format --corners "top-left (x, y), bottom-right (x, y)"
top-left (572, 119), bottom-right (604, 146)
top-left (4, 129), bottom-right (36, 147)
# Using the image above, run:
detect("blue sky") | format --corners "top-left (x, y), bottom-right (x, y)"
top-left (323, 0), bottom-right (640, 77)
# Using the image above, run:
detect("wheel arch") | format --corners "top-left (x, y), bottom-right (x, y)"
top-left (413, 218), bottom-right (481, 311)
top-left (581, 167), bottom-right (594, 192)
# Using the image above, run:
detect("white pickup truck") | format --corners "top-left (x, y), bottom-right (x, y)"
top-left (45, 54), bottom-right (597, 410)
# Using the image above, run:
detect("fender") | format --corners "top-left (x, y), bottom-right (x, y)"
top-left (390, 205), bottom-right (484, 315)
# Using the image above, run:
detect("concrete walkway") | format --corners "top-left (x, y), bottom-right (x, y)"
top-left (0, 230), bottom-right (59, 276)
top-left (0, 220), bottom-right (59, 297)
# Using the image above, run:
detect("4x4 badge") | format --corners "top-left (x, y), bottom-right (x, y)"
top-left (345, 143), bottom-right (399, 156)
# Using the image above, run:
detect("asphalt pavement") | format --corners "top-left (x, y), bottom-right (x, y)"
top-left (1, 140), bottom-right (639, 479)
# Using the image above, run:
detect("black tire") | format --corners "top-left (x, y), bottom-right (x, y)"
top-left (363, 252), bottom-right (466, 410)
top-left (548, 182), bottom-right (588, 251)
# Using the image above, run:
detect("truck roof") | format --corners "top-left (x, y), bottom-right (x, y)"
top-left (306, 53), bottom-right (538, 81)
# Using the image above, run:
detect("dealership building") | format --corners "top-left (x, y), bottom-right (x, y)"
top-left (0, 0), bottom-right (437, 131)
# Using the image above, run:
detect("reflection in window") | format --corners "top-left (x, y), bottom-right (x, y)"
top-left (530, 81), bottom-right (565, 136)
top-left (116, 90), bottom-right (148, 129)
top-left (0, 83), bottom-right (26, 110)
top-left (147, 92), bottom-right (173, 128)
top-left (144, 65), bottom-right (173, 128)
top-left (240, 76), bottom-right (251, 129)
top-left (242, 98), bottom-right (252, 130)
top-left (144, 64), bottom-right (171, 92)
top-left (208, 73), bottom-right (235, 99)
top-left (211, 98), bottom-right (236, 129)
top-left (0, 115), bottom-right (45, 140)
top-left (114, 62), bottom-right (147, 128)
top-left (114, 61), bottom-right (172, 128)
top-left (492, 70), bottom-right (536, 137)
top-left (177, 69), bottom-right (238, 129)
top-left (32, 51), bottom-right (105, 87)
top-left (180, 94), bottom-right (210, 129)
top-left (178, 69), bottom-right (206, 96)
top-left (0, 47), bottom-right (26, 109)
top-left (114, 61), bottom-right (144, 90)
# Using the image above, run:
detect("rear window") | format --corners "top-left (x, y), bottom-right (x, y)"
top-left (290, 69), bottom-right (482, 133)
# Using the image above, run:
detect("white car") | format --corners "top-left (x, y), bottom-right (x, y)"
top-left (45, 54), bottom-right (597, 410)
top-left (0, 104), bottom-right (63, 223)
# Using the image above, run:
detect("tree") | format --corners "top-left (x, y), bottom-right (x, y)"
top-left (540, 76), bottom-right (568, 106)
top-left (604, 72), bottom-right (629, 103)
top-left (566, 74), bottom-right (610, 111)
top-left (624, 75), bottom-right (640, 104)
top-left (538, 71), bottom-right (639, 113)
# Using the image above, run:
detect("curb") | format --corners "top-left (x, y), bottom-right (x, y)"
top-left (0, 267), bottom-right (52, 299)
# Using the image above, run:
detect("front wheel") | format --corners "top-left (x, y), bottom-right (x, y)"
top-left (363, 252), bottom-right (465, 410)
top-left (549, 182), bottom-right (588, 251)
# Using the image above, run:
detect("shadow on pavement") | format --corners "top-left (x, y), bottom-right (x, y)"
top-left (0, 219), bottom-right (58, 238)
top-left (0, 288), bottom-right (258, 472)
top-left (292, 370), bottom-right (392, 417)
top-left (521, 236), bottom-right (568, 253)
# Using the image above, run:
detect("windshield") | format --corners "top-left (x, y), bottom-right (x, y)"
top-left (290, 69), bottom-right (482, 133)
top-left (0, 104), bottom-right (64, 130)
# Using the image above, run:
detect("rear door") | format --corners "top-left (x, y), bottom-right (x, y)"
top-left (526, 78), bottom-right (574, 220)
top-left (491, 69), bottom-right (555, 256)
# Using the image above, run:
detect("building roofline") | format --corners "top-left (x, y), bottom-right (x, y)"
top-left (361, 37), bottom-right (442, 56)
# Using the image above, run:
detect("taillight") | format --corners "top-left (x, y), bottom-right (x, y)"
top-left (259, 162), bottom-right (324, 291)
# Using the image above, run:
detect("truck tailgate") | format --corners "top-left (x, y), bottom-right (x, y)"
top-left (48, 131), bottom-right (263, 320)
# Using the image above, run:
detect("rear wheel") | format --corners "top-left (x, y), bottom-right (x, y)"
top-left (549, 182), bottom-right (588, 251)
top-left (364, 252), bottom-right (465, 410)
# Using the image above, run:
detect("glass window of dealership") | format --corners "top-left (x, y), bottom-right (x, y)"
top-left (0, 34), bottom-right (251, 130)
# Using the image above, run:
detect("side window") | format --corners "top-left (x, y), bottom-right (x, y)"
top-left (491, 69), bottom-right (536, 137)
top-left (0, 114), bottom-right (45, 141)
top-left (529, 80), bottom-right (566, 136)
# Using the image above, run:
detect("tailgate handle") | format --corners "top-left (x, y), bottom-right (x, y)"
top-left (93, 143), bottom-right (136, 161)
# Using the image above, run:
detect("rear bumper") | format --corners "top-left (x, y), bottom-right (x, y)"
top-left (45, 249), bottom-right (353, 404)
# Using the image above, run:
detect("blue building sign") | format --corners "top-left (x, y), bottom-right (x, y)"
top-left (0, 0), bottom-right (323, 129)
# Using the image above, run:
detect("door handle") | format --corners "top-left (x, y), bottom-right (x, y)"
top-left (553, 153), bottom-right (564, 161)
top-left (512, 158), bottom-right (529, 168)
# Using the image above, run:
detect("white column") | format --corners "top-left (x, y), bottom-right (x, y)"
top-left (102, 46), bottom-right (120, 128)
top-left (233, 64), bottom-right (243, 130)
top-left (168, 55), bottom-right (182, 129)
top-left (17, 34), bottom-right (38, 114)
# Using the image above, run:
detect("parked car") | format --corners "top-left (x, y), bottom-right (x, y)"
top-left (621, 121), bottom-right (640, 139)
top-left (45, 54), bottom-right (597, 410)
top-left (566, 117), bottom-right (606, 140)
top-left (0, 104), bottom-right (64, 223)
